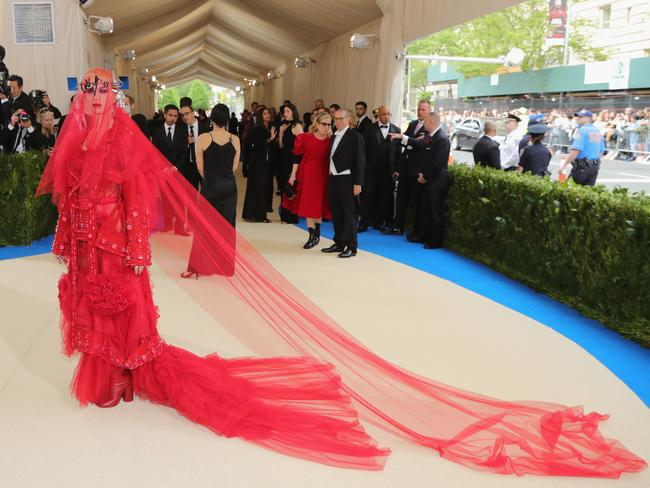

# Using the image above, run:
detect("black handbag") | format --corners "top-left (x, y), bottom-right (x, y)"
top-left (285, 180), bottom-right (298, 199)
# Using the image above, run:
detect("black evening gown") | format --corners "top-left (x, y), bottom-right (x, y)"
top-left (187, 134), bottom-right (237, 274)
top-left (278, 127), bottom-right (300, 223)
top-left (242, 125), bottom-right (273, 221)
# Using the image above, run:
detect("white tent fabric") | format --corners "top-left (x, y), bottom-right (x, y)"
top-left (0, 0), bottom-right (519, 119)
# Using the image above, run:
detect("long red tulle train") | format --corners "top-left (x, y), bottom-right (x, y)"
top-left (72, 344), bottom-right (389, 470)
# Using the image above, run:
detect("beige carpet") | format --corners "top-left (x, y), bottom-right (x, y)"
top-left (1, 201), bottom-right (648, 487)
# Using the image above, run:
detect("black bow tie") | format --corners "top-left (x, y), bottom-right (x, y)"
top-left (380, 125), bottom-right (388, 129)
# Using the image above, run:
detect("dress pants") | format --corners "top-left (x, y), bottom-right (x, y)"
top-left (328, 174), bottom-right (358, 250)
top-left (570, 162), bottom-right (599, 186)
top-left (394, 169), bottom-right (421, 233)
top-left (418, 171), bottom-right (449, 247)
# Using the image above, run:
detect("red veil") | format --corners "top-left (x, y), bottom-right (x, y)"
top-left (38, 69), bottom-right (646, 478)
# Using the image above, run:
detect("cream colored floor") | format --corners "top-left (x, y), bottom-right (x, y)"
top-left (1, 195), bottom-right (649, 487)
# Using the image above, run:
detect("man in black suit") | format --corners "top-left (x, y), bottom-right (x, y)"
top-left (472, 120), bottom-right (501, 169)
top-left (360, 105), bottom-right (400, 232)
top-left (321, 109), bottom-right (365, 258)
top-left (387, 100), bottom-right (430, 237)
top-left (152, 104), bottom-right (189, 235)
top-left (2, 104), bottom-right (35, 154)
top-left (355, 101), bottom-right (372, 135)
top-left (1, 75), bottom-right (33, 126)
top-left (180, 102), bottom-right (211, 190)
top-left (393, 111), bottom-right (451, 248)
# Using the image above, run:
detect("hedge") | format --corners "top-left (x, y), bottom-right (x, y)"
top-left (446, 165), bottom-right (650, 348)
top-left (0, 151), bottom-right (58, 246)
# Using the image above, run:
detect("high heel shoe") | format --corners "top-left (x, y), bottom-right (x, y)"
top-left (96, 370), bottom-right (132, 408)
top-left (180, 270), bottom-right (199, 279)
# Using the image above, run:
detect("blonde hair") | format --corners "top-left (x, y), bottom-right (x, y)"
top-left (38, 108), bottom-right (56, 137)
top-left (309, 111), bottom-right (331, 134)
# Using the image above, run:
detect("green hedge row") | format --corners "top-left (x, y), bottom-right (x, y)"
top-left (0, 151), bottom-right (58, 246)
top-left (446, 165), bottom-right (650, 347)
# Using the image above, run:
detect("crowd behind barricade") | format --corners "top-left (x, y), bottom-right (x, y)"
top-left (0, 69), bottom-right (627, 256)
top-left (437, 106), bottom-right (650, 161)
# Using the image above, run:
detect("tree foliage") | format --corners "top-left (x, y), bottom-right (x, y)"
top-left (408, 0), bottom-right (607, 82)
top-left (157, 80), bottom-right (214, 111)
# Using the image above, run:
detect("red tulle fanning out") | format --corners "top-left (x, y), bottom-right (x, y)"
top-left (38, 68), bottom-right (646, 478)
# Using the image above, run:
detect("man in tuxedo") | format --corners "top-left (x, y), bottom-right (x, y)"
top-left (2, 104), bottom-right (35, 154)
top-left (355, 101), bottom-right (372, 135)
top-left (151, 104), bottom-right (189, 235)
top-left (321, 109), bottom-right (365, 258)
top-left (472, 120), bottom-right (501, 169)
top-left (393, 111), bottom-right (451, 248)
top-left (1, 75), bottom-right (33, 126)
top-left (387, 100), bottom-right (430, 237)
top-left (360, 105), bottom-right (400, 232)
top-left (180, 102), bottom-right (211, 189)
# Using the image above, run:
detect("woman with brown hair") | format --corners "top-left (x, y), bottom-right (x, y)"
top-left (242, 106), bottom-right (276, 222)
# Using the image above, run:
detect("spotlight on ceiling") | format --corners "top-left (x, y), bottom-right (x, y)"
top-left (349, 33), bottom-right (378, 49)
top-left (79, 0), bottom-right (96, 9)
top-left (151, 75), bottom-right (157, 82)
top-left (235, 86), bottom-right (241, 92)
top-left (122, 49), bottom-right (136, 61)
top-left (267, 71), bottom-right (278, 80)
top-left (160, 84), bottom-right (166, 90)
top-left (294, 57), bottom-right (315, 69)
top-left (85, 16), bottom-right (114, 35)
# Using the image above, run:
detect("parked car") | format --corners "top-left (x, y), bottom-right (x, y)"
top-left (450, 117), bottom-right (504, 150)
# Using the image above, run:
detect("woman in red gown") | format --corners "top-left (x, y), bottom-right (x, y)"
top-left (38, 69), bottom-right (646, 479)
top-left (39, 68), bottom-right (388, 470)
top-left (283, 112), bottom-right (332, 249)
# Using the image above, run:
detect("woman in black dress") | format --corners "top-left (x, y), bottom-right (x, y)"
top-left (242, 107), bottom-right (276, 222)
top-left (182, 104), bottom-right (240, 278)
top-left (277, 103), bottom-right (303, 224)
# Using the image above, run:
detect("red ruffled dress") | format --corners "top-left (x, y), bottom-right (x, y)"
top-left (282, 132), bottom-right (331, 219)
top-left (50, 115), bottom-right (388, 471)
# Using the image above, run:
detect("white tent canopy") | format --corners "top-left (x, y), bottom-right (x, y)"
top-left (1, 0), bottom-right (519, 118)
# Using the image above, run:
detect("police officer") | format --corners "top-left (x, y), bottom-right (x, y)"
top-left (519, 125), bottom-right (551, 177)
top-left (518, 113), bottom-right (545, 157)
top-left (557, 109), bottom-right (604, 186)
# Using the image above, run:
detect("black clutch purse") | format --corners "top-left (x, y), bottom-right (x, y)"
top-left (285, 180), bottom-right (298, 199)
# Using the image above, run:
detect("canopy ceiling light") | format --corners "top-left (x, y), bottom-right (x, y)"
top-left (349, 33), bottom-right (378, 49)
top-left (122, 49), bottom-right (136, 61)
top-left (160, 84), bottom-right (166, 90)
top-left (294, 57), bottom-right (315, 68)
top-left (79, 0), bottom-right (96, 8)
top-left (235, 86), bottom-right (241, 92)
top-left (267, 71), bottom-right (279, 80)
top-left (151, 75), bottom-right (157, 82)
top-left (85, 16), bottom-right (114, 35)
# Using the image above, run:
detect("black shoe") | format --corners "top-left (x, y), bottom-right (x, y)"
top-left (407, 233), bottom-right (422, 243)
top-left (321, 244), bottom-right (343, 253)
top-left (390, 227), bottom-right (404, 235)
top-left (337, 248), bottom-right (357, 258)
top-left (357, 223), bottom-right (368, 233)
top-left (424, 243), bottom-right (442, 249)
top-left (303, 228), bottom-right (318, 249)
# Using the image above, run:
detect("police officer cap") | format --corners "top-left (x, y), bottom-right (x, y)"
top-left (527, 124), bottom-right (548, 135)
top-left (574, 109), bottom-right (593, 117)
top-left (527, 114), bottom-right (545, 126)
top-left (505, 113), bottom-right (521, 122)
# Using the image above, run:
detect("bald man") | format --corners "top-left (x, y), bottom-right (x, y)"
top-left (361, 105), bottom-right (401, 232)
top-left (472, 120), bottom-right (501, 169)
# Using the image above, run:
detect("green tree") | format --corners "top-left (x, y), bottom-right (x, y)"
top-left (156, 79), bottom-right (214, 111)
top-left (407, 0), bottom-right (607, 80)
top-left (157, 87), bottom-right (179, 110)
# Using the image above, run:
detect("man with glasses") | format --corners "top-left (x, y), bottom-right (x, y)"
top-left (321, 109), bottom-right (366, 258)
top-left (180, 101), bottom-right (211, 190)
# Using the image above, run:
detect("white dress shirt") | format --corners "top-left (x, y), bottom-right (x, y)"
top-left (8, 123), bottom-right (35, 153)
top-left (164, 123), bottom-right (175, 140)
top-left (187, 120), bottom-right (199, 161)
top-left (330, 125), bottom-right (351, 175)
top-left (378, 122), bottom-right (390, 139)
top-left (401, 120), bottom-right (425, 146)
top-left (500, 129), bottom-right (522, 169)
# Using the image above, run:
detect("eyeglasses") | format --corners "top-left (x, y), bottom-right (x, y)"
top-left (319, 122), bottom-right (331, 126)
top-left (333, 117), bottom-right (348, 121)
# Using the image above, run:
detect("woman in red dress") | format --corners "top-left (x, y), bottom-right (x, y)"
top-left (283, 111), bottom-right (332, 249)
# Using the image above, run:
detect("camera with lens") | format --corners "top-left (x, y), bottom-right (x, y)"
top-left (0, 44), bottom-right (11, 98)
top-left (30, 89), bottom-right (47, 110)
top-left (19, 112), bottom-right (30, 123)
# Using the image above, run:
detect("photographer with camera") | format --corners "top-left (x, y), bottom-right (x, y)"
top-left (2, 104), bottom-right (36, 154)
top-left (1, 75), bottom-right (34, 127)
top-left (26, 107), bottom-right (57, 156)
